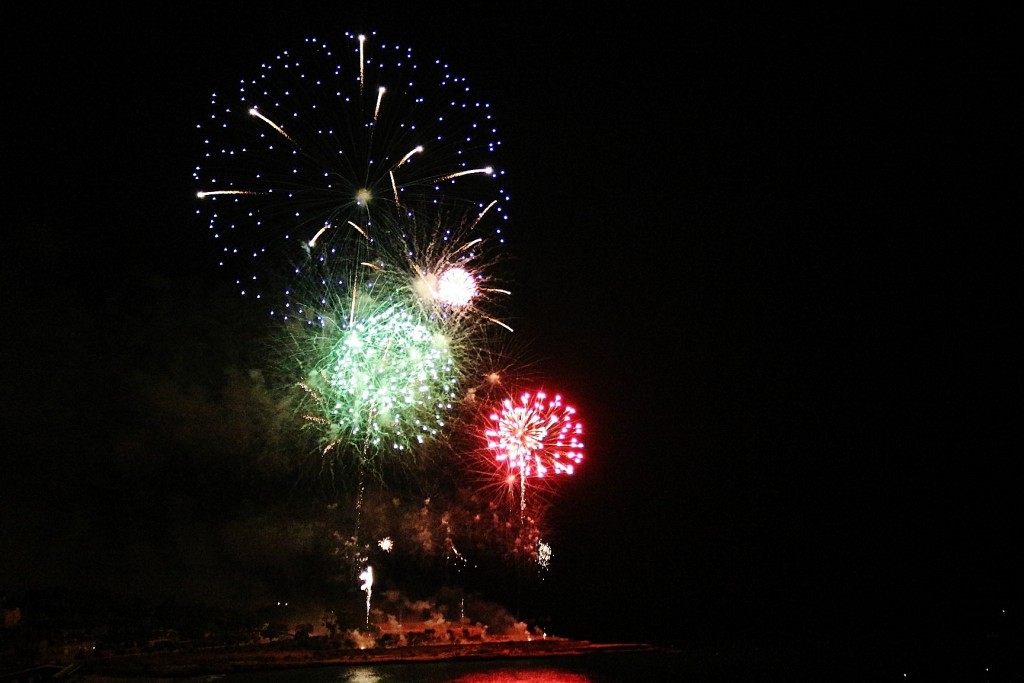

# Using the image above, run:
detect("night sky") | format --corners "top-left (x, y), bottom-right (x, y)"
top-left (3, 4), bottom-right (1018, 652)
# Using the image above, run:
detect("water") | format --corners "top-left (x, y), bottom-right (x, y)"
top-left (76, 639), bottom-right (1022, 682)
top-left (174, 650), bottom-right (683, 683)
top-left (119, 642), bottom-right (1019, 682)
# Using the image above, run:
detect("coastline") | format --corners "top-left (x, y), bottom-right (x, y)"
top-left (77, 639), bottom-right (661, 678)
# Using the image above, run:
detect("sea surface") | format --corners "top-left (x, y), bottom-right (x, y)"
top-left (159, 650), bottom-right (688, 683)
top-left (101, 640), bottom-right (1019, 682)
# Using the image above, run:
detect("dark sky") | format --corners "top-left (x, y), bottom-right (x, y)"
top-left (3, 4), bottom-right (1018, 649)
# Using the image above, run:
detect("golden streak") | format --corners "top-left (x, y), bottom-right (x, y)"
top-left (358, 34), bottom-right (366, 92)
top-left (396, 146), bottom-right (424, 169)
top-left (196, 190), bottom-right (256, 198)
top-left (373, 86), bottom-right (385, 122)
top-left (346, 220), bottom-right (370, 240)
top-left (309, 223), bottom-right (331, 247)
top-left (434, 167), bottom-right (494, 182)
top-left (450, 237), bottom-right (483, 259)
top-left (484, 316), bottom-right (514, 333)
top-left (468, 200), bottom-right (497, 229)
top-left (249, 107), bottom-right (294, 143)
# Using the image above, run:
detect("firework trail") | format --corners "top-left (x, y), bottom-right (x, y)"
top-left (359, 564), bottom-right (373, 627)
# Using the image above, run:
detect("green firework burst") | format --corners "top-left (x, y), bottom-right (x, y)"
top-left (293, 288), bottom-right (462, 462)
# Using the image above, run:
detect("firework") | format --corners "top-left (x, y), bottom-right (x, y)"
top-left (193, 29), bottom-right (590, 605)
top-left (483, 390), bottom-right (584, 514)
top-left (273, 200), bottom-right (518, 470)
top-left (359, 565), bottom-right (374, 627)
top-left (536, 540), bottom-right (553, 570)
top-left (289, 288), bottom-right (462, 463)
top-left (194, 32), bottom-right (510, 311)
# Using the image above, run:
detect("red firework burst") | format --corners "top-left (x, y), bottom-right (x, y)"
top-left (484, 390), bottom-right (584, 512)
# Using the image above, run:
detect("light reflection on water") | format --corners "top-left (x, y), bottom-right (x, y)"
top-left (450, 669), bottom-right (591, 682)
top-left (338, 667), bottom-right (383, 683)
top-left (335, 667), bottom-right (593, 683)
top-left (195, 651), bottom-right (675, 683)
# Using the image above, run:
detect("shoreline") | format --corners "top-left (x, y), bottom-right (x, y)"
top-left (76, 639), bottom-right (662, 678)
